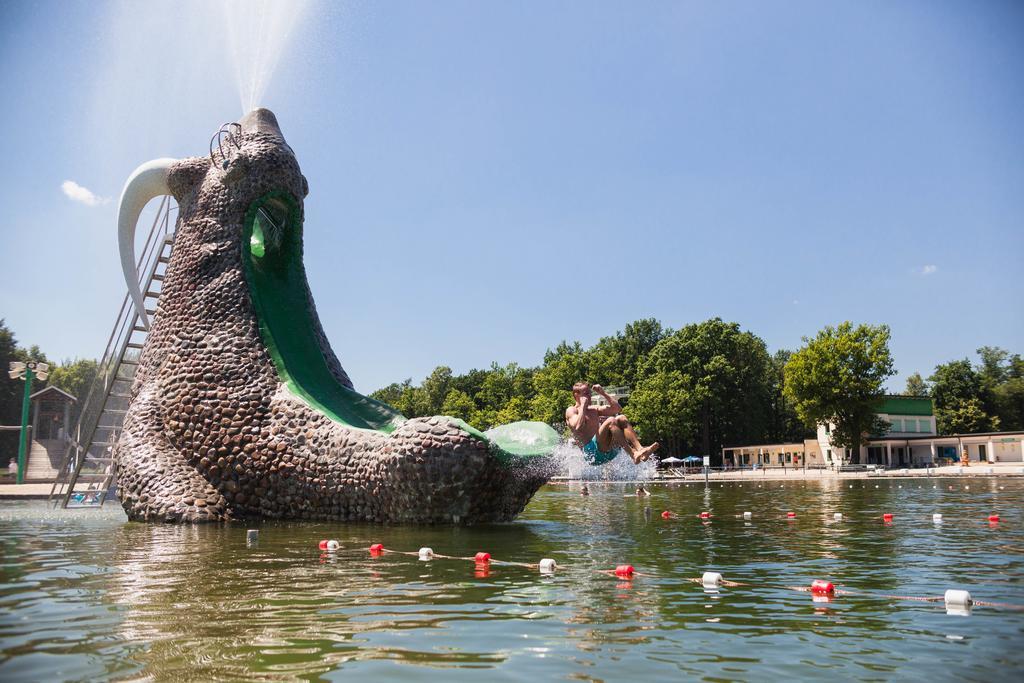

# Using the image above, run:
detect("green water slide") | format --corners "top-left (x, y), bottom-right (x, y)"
top-left (240, 192), bottom-right (559, 464)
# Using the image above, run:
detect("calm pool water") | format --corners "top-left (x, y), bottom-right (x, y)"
top-left (1, 479), bottom-right (1022, 681)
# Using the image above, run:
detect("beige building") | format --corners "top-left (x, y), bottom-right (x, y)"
top-left (722, 440), bottom-right (824, 468)
top-left (721, 395), bottom-right (1024, 468)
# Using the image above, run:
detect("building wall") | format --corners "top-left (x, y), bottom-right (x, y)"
top-left (879, 413), bottom-right (936, 436)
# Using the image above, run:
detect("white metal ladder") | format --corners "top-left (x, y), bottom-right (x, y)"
top-left (49, 197), bottom-right (177, 508)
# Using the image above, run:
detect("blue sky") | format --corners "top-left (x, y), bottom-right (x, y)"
top-left (0, 0), bottom-right (1021, 393)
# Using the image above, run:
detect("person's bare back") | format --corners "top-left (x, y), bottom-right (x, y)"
top-left (565, 383), bottom-right (659, 465)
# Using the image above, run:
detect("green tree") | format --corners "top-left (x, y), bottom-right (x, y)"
top-left (767, 349), bottom-right (812, 443)
top-left (530, 341), bottom-right (589, 425)
top-left (421, 366), bottom-right (453, 415)
top-left (0, 321), bottom-right (22, 467)
top-left (904, 372), bottom-right (929, 397)
top-left (936, 398), bottom-right (1000, 434)
top-left (629, 318), bottom-right (773, 461)
top-left (587, 318), bottom-right (667, 390)
top-left (993, 376), bottom-right (1024, 431)
top-left (784, 322), bottom-right (894, 464)
top-left (0, 321), bottom-right (52, 468)
top-left (928, 359), bottom-right (996, 434)
top-left (370, 379), bottom-right (413, 411)
top-left (440, 389), bottom-right (477, 425)
top-left (493, 396), bottom-right (530, 427)
top-left (624, 370), bottom-right (695, 455)
top-left (47, 358), bottom-right (99, 424)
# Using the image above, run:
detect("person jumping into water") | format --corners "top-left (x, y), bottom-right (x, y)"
top-left (566, 382), bottom-right (659, 465)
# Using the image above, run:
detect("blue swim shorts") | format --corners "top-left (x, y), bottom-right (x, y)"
top-left (583, 436), bottom-right (617, 466)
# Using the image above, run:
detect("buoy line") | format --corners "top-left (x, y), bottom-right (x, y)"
top-left (307, 540), bottom-right (1023, 610)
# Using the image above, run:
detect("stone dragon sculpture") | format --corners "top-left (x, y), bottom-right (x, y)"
top-left (113, 109), bottom-right (558, 524)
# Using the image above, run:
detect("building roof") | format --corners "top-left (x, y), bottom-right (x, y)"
top-left (29, 385), bottom-right (77, 403)
top-left (875, 395), bottom-right (933, 416)
top-left (867, 430), bottom-right (1024, 442)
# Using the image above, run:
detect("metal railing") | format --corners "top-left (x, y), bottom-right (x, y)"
top-left (49, 197), bottom-right (177, 506)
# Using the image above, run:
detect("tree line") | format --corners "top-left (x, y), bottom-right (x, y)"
top-left (903, 347), bottom-right (1024, 434)
top-left (2, 315), bottom-right (1020, 468)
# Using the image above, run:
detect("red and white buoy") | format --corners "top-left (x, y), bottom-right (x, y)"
top-left (988, 514), bottom-right (1000, 523)
top-left (538, 558), bottom-right (557, 573)
top-left (699, 511), bottom-right (711, 520)
top-left (810, 579), bottom-right (834, 596)
top-left (369, 543), bottom-right (384, 556)
top-left (787, 511), bottom-right (797, 519)
top-left (474, 552), bottom-right (491, 564)
top-left (883, 513), bottom-right (894, 523)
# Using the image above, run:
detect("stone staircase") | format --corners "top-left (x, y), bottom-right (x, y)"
top-left (24, 439), bottom-right (65, 481)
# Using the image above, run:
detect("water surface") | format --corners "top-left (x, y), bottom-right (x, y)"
top-left (1, 478), bottom-right (1022, 681)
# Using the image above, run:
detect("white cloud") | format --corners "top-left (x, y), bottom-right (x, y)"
top-left (920, 264), bottom-right (938, 276)
top-left (61, 180), bottom-right (109, 207)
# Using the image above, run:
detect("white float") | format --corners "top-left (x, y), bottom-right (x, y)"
top-left (944, 589), bottom-right (972, 607)
top-left (418, 547), bottom-right (434, 560)
top-left (702, 571), bottom-right (723, 588)
top-left (933, 513), bottom-right (943, 523)
top-left (539, 558), bottom-right (557, 573)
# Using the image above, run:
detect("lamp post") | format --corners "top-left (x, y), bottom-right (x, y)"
top-left (8, 361), bottom-right (49, 484)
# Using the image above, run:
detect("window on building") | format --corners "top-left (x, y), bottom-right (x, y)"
top-left (919, 419), bottom-right (931, 433)
top-left (890, 419), bottom-right (903, 432)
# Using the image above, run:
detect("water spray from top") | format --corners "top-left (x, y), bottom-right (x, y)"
top-left (223, 0), bottom-right (312, 113)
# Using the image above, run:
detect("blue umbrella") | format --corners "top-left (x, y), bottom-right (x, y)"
top-left (682, 455), bottom-right (703, 463)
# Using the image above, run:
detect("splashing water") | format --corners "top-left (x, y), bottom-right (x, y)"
top-left (223, 0), bottom-right (312, 113)
top-left (548, 441), bottom-right (657, 481)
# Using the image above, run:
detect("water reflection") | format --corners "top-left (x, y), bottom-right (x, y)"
top-left (0, 480), bottom-right (1022, 680)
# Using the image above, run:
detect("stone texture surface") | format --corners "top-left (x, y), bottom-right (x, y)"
top-left (114, 109), bottom-right (550, 524)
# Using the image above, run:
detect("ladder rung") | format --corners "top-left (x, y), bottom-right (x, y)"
top-left (158, 256), bottom-right (170, 263)
top-left (85, 457), bottom-right (114, 463)
top-left (126, 342), bottom-right (144, 349)
top-left (132, 325), bottom-right (149, 332)
top-left (90, 442), bottom-right (116, 447)
top-left (103, 409), bottom-right (128, 414)
top-left (121, 359), bottom-right (139, 366)
top-left (144, 309), bottom-right (157, 316)
top-left (151, 274), bottom-right (164, 281)
top-left (144, 290), bottom-right (160, 298)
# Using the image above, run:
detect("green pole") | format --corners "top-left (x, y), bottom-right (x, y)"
top-left (16, 366), bottom-right (33, 485)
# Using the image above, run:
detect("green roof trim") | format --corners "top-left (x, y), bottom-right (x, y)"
top-left (876, 396), bottom-right (934, 416)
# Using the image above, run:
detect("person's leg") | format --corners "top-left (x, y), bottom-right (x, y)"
top-left (609, 415), bottom-right (660, 463)
top-left (597, 418), bottom-right (621, 453)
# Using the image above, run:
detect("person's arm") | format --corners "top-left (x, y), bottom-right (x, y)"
top-left (592, 384), bottom-right (621, 416)
top-left (566, 395), bottom-right (589, 432)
